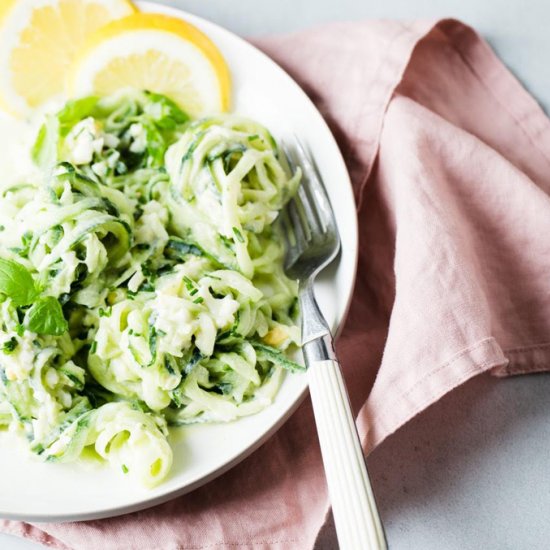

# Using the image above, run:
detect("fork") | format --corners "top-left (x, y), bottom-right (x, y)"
top-left (280, 139), bottom-right (387, 550)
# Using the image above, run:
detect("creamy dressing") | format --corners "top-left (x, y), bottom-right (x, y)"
top-left (0, 96), bottom-right (302, 487)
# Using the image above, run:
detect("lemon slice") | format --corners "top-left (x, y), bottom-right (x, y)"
top-left (0, 0), bottom-right (135, 116)
top-left (69, 13), bottom-right (231, 118)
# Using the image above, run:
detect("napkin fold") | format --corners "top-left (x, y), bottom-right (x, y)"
top-left (4, 17), bottom-right (550, 550)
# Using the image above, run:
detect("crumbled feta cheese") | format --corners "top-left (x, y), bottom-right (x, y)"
top-left (92, 161), bottom-right (107, 178)
top-left (106, 149), bottom-right (120, 169)
top-left (59, 390), bottom-right (72, 409)
top-left (203, 293), bottom-right (239, 329)
top-left (152, 293), bottom-right (193, 356)
top-left (128, 123), bottom-right (147, 154)
top-left (65, 117), bottom-right (104, 165)
top-left (135, 201), bottom-right (169, 245)
top-left (128, 269), bottom-right (145, 293)
top-left (103, 133), bottom-right (120, 149)
top-left (45, 368), bottom-right (59, 388)
top-left (84, 232), bottom-right (108, 274)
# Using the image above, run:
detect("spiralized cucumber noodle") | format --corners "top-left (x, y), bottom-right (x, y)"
top-left (0, 90), bottom-right (302, 486)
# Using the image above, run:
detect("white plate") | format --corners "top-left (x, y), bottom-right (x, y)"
top-left (0, 1), bottom-right (358, 522)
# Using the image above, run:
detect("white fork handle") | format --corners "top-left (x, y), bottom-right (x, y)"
top-left (308, 360), bottom-right (387, 550)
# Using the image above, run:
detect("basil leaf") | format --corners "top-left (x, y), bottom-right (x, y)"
top-left (26, 296), bottom-right (68, 336)
top-left (0, 258), bottom-right (38, 306)
top-left (57, 96), bottom-right (99, 135)
top-left (143, 91), bottom-right (189, 128)
top-left (2, 337), bottom-right (18, 354)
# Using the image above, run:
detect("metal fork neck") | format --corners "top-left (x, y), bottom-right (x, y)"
top-left (300, 279), bottom-right (337, 362)
top-left (303, 333), bottom-right (337, 363)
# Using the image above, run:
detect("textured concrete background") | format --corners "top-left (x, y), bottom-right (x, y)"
top-left (4, 1), bottom-right (550, 548)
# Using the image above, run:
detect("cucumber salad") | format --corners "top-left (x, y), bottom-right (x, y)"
top-left (0, 90), bottom-right (302, 486)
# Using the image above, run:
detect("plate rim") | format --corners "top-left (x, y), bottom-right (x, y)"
top-left (0, 0), bottom-right (359, 522)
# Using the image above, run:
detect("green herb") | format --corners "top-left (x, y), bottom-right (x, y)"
top-left (48, 187), bottom-right (60, 204)
top-left (115, 161), bottom-right (128, 175)
top-left (0, 258), bottom-right (39, 306)
top-left (184, 349), bottom-right (203, 375)
top-left (219, 235), bottom-right (233, 250)
top-left (214, 382), bottom-right (233, 395)
top-left (133, 205), bottom-right (144, 221)
top-left (164, 356), bottom-right (176, 375)
top-left (252, 342), bottom-right (305, 373)
top-left (98, 307), bottom-right (112, 318)
top-left (165, 237), bottom-right (203, 260)
top-left (181, 134), bottom-right (202, 165)
top-left (21, 232), bottom-right (33, 246)
top-left (139, 281), bottom-right (155, 293)
top-left (141, 261), bottom-right (154, 278)
top-left (232, 227), bottom-right (245, 243)
top-left (34, 444), bottom-right (45, 455)
top-left (183, 276), bottom-right (196, 293)
top-left (56, 161), bottom-right (75, 174)
top-left (25, 296), bottom-right (68, 336)
top-left (193, 297), bottom-right (204, 305)
top-left (51, 224), bottom-right (64, 245)
top-left (147, 326), bottom-right (158, 367)
top-left (2, 337), bottom-right (18, 354)
top-left (143, 90), bottom-right (189, 128)
top-left (57, 96), bottom-right (99, 135)
top-left (122, 464), bottom-right (129, 474)
top-left (248, 134), bottom-right (260, 142)
top-left (101, 198), bottom-right (119, 218)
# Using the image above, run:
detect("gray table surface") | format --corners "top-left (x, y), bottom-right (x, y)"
top-left (4, 1), bottom-right (550, 549)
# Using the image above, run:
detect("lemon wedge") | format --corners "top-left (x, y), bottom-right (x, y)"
top-left (69, 13), bottom-right (231, 117)
top-left (0, 0), bottom-right (135, 116)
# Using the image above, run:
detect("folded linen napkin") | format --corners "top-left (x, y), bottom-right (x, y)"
top-left (3, 17), bottom-right (550, 550)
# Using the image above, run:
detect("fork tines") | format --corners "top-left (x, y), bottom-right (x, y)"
top-left (279, 138), bottom-right (340, 275)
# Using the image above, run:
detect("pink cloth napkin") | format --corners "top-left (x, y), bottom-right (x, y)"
top-left (4, 17), bottom-right (550, 550)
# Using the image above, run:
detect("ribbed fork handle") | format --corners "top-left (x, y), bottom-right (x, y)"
top-left (307, 357), bottom-right (387, 550)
